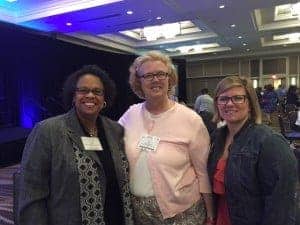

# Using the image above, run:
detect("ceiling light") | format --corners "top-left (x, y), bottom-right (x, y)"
top-left (238, 36), bottom-right (242, 39)
top-left (166, 43), bottom-right (219, 54)
top-left (289, 32), bottom-right (300, 41)
top-left (291, 2), bottom-right (300, 16)
top-left (156, 16), bottom-right (162, 20)
top-left (243, 43), bottom-right (247, 46)
top-left (193, 45), bottom-right (203, 52)
top-left (274, 33), bottom-right (300, 42)
top-left (143, 22), bottom-right (180, 41)
top-left (121, 20), bottom-right (200, 41)
top-left (66, 22), bottom-right (72, 26)
top-left (177, 46), bottom-right (193, 53)
top-left (230, 24), bottom-right (236, 28)
top-left (219, 5), bottom-right (225, 9)
top-left (126, 10), bottom-right (133, 15)
top-left (161, 23), bottom-right (180, 39)
top-left (143, 26), bottom-right (160, 41)
top-left (246, 48), bottom-right (250, 51)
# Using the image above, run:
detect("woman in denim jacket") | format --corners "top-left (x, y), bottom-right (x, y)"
top-left (207, 76), bottom-right (298, 225)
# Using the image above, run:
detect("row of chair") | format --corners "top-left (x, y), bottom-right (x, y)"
top-left (278, 107), bottom-right (300, 142)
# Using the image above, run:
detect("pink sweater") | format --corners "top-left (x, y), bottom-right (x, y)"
top-left (119, 102), bottom-right (211, 219)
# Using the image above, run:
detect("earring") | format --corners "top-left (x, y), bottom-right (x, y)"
top-left (102, 101), bottom-right (107, 108)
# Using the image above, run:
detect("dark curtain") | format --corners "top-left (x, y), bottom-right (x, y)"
top-left (0, 21), bottom-right (187, 127)
top-left (0, 21), bottom-right (137, 127)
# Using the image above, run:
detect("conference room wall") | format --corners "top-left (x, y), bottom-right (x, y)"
top-left (186, 56), bottom-right (300, 104)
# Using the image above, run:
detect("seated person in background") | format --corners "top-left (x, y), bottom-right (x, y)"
top-left (287, 85), bottom-right (300, 107)
top-left (194, 88), bottom-right (216, 135)
top-left (255, 87), bottom-right (263, 108)
top-left (276, 84), bottom-right (287, 102)
top-left (194, 88), bottom-right (214, 114)
top-left (262, 84), bottom-right (278, 125)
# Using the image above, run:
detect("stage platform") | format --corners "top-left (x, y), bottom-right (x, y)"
top-left (0, 127), bottom-right (31, 168)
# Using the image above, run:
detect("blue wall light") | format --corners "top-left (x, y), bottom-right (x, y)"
top-left (20, 97), bottom-right (35, 128)
top-left (19, 77), bottom-right (43, 128)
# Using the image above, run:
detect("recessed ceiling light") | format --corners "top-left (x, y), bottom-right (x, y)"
top-left (66, 22), bottom-right (72, 26)
top-left (156, 16), bottom-right (162, 20)
top-left (126, 10), bottom-right (133, 15)
top-left (230, 24), bottom-right (236, 28)
top-left (238, 36), bottom-right (242, 39)
top-left (246, 48), bottom-right (250, 51)
top-left (243, 43), bottom-right (247, 46)
top-left (219, 5), bottom-right (225, 9)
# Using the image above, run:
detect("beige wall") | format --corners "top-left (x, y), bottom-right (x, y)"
top-left (186, 55), bottom-right (300, 104)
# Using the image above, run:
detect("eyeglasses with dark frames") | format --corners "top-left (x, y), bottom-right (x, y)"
top-left (139, 71), bottom-right (168, 81)
top-left (75, 87), bottom-right (104, 96)
top-left (217, 95), bottom-right (247, 105)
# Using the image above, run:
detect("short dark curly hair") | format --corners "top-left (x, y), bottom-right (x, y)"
top-left (63, 65), bottom-right (116, 110)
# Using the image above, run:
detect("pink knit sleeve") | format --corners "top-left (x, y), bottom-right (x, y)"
top-left (189, 118), bottom-right (212, 193)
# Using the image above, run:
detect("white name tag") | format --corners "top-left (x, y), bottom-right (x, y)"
top-left (81, 137), bottom-right (103, 151)
top-left (138, 135), bottom-right (160, 152)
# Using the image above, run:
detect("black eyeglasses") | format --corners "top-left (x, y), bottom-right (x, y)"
top-left (76, 87), bottom-right (104, 96)
top-left (217, 95), bottom-right (247, 105)
top-left (139, 71), bottom-right (168, 81)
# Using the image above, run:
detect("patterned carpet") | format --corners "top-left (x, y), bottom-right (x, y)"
top-left (0, 164), bottom-right (19, 225)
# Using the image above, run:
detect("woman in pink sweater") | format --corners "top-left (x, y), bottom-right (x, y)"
top-left (119, 51), bottom-right (215, 225)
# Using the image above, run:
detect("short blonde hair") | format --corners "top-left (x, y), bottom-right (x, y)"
top-left (129, 51), bottom-right (178, 99)
top-left (213, 76), bottom-right (262, 124)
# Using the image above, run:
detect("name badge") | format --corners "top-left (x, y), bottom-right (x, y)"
top-left (81, 137), bottom-right (103, 151)
top-left (137, 135), bottom-right (160, 152)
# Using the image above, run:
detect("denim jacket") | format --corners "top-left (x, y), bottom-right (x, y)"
top-left (207, 121), bottom-right (298, 225)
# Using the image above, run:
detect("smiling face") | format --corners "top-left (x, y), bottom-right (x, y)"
top-left (137, 60), bottom-right (169, 102)
top-left (74, 74), bottom-right (104, 121)
top-left (217, 86), bottom-right (250, 126)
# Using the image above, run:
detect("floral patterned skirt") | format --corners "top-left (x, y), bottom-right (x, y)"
top-left (131, 195), bottom-right (206, 225)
